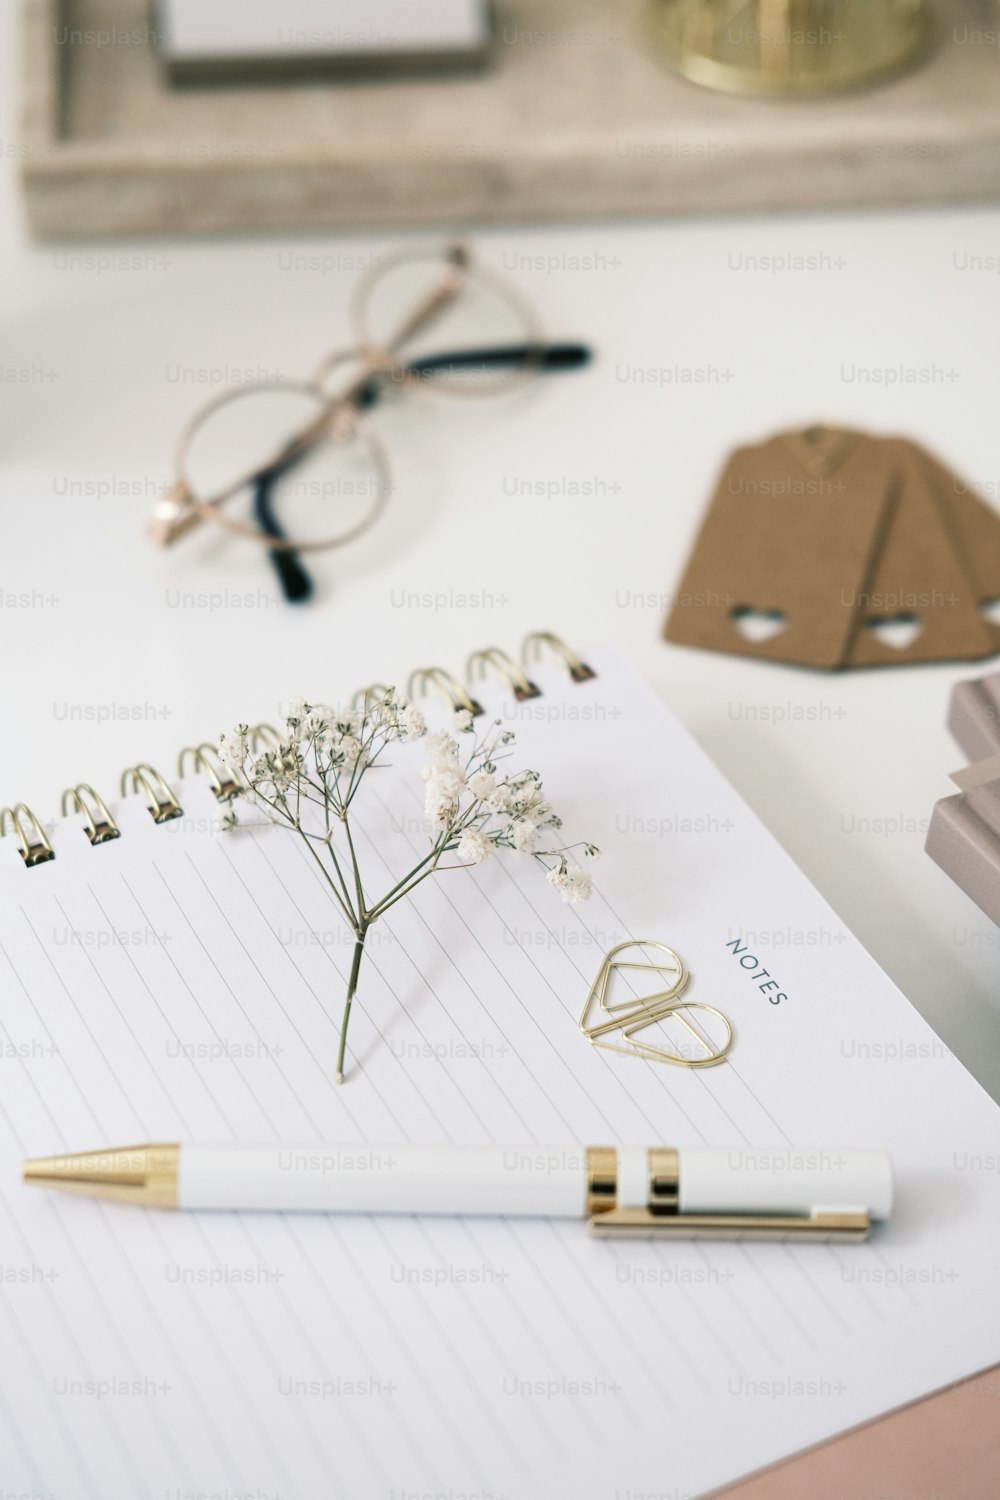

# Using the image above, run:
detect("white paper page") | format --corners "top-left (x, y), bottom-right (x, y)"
top-left (160, 0), bottom-right (489, 60)
top-left (1, 645), bottom-right (999, 1499)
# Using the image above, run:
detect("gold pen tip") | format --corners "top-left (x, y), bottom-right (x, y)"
top-left (22, 1145), bottom-right (180, 1207)
top-left (23, 1156), bottom-right (56, 1183)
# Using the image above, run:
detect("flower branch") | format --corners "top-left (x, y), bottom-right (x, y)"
top-left (218, 692), bottom-right (597, 1083)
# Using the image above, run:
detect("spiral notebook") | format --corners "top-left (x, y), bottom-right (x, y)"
top-left (2, 634), bottom-right (1000, 1500)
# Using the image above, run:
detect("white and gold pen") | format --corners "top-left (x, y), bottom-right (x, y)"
top-left (23, 1143), bottom-right (893, 1241)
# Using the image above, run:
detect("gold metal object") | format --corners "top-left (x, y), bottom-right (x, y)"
top-left (351, 682), bottom-right (394, 711)
top-left (580, 941), bottom-right (734, 1067)
top-left (168, 378), bottom-right (394, 554)
top-left (0, 803), bottom-right (56, 866)
top-left (522, 631), bottom-right (596, 684)
top-left (590, 1208), bottom-right (871, 1241)
top-left (60, 783), bottom-right (121, 846)
top-left (585, 1146), bottom-right (618, 1217)
top-left (647, 0), bottom-right (932, 97)
top-left (22, 1135), bottom-right (874, 1240)
top-left (588, 1145), bottom-right (868, 1238)
top-left (152, 240), bottom-right (546, 557)
top-left (466, 647), bottom-right (541, 702)
top-left (249, 723), bottom-right (283, 753)
top-left (120, 763), bottom-right (183, 824)
top-left (350, 241), bottom-right (545, 398)
top-left (648, 1147), bottom-right (680, 1213)
top-left (23, 1145), bottom-right (180, 1208)
top-left (179, 743), bottom-right (242, 801)
top-left (407, 666), bottom-right (484, 717)
top-left (150, 482), bottom-right (204, 547)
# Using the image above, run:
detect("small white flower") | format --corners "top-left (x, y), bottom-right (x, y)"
top-left (425, 730), bottom-right (460, 766)
top-left (456, 828), bottom-right (493, 864)
top-left (423, 764), bottom-right (465, 826)
top-left (337, 736), bottom-right (365, 767)
top-left (218, 725), bottom-right (249, 768)
top-left (304, 705), bottom-right (334, 737)
top-left (487, 785), bottom-right (514, 815)
top-left (453, 708), bottom-right (474, 734)
top-left (284, 698), bottom-right (311, 739)
top-left (560, 869), bottom-right (593, 904)
top-left (546, 862), bottom-right (568, 891)
top-left (511, 784), bottom-right (553, 827)
top-left (509, 819), bottom-right (537, 853)
top-left (397, 703), bottom-right (426, 742)
top-left (328, 709), bottom-right (361, 740)
top-left (425, 787), bottom-right (459, 826)
top-left (467, 770), bottom-right (496, 802)
top-left (422, 764), bottom-right (465, 796)
top-left (376, 692), bottom-right (426, 743)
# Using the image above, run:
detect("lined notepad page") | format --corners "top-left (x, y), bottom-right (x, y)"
top-left (2, 647), bottom-right (1000, 1500)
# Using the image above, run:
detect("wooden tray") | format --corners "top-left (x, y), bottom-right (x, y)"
top-left (20, 0), bottom-right (1000, 238)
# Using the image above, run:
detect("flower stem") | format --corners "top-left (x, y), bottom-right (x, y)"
top-left (336, 926), bottom-right (367, 1084)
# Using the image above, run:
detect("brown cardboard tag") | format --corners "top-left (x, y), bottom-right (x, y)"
top-left (844, 438), bottom-right (997, 666)
top-left (664, 427), bottom-right (893, 669)
top-left (916, 446), bottom-right (1000, 654)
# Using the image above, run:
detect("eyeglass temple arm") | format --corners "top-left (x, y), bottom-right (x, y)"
top-left (161, 337), bottom-right (591, 572)
top-left (381, 271), bottom-right (466, 357)
top-left (352, 341), bottom-right (592, 408)
top-left (254, 339), bottom-right (589, 603)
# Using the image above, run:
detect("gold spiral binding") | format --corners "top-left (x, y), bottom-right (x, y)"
top-left (466, 647), bottom-right (541, 702)
top-left (60, 784), bottom-right (121, 846)
top-left (249, 723), bottom-right (282, 753)
top-left (120, 763), bottom-right (183, 824)
top-left (178, 743), bottom-right (242, 802)
top-left (0, 803), bottom-right (56, 866)
top-left (522, 631), bottom-right (596, 683)
top-left (0, 810), bottom-right (55, 870)
top-left (350, 682), bottom-right (392, 712)
top-left (407, 667), bottom-right (484, 717)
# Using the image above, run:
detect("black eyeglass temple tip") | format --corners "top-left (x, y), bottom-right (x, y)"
top-left (253, 473), bottom-right (314, 604)
top-left (250, 338), bottom-right (593, 602)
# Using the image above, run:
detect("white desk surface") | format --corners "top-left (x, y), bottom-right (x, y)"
top-left (3, 5), bottom-right (1000, 1102)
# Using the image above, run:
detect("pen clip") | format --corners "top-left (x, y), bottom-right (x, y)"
top-left (587, 1208), bottom-right (872, 1242)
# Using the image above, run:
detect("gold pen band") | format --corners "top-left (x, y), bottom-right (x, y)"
top-left (648, 1147), bottom-right (679, 1213)
top-left (587, 1146), bottom-right (682, 1218)
top-left (585, 1146), bottom-right (618, 1217)
top-left (585, 1146), bottom-right (871, 1242)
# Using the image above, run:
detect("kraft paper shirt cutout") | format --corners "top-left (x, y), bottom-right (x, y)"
top-left (665, 426), bottom-right (1000, 670)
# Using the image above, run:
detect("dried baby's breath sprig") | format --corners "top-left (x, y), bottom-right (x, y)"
top-left (218, 695), bottom-right (597, 1083)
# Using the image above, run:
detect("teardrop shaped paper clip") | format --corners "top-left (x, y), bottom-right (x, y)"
top-left (580, 940), bottom-right (734, 1068)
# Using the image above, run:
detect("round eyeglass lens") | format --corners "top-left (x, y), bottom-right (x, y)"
top-left (352, 244), bottom-right (543, 397)
top-left (178, 381), bottom-right (390, 553)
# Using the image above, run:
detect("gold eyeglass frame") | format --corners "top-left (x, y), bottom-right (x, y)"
top-left (152, 241), bottom-right (547, 557)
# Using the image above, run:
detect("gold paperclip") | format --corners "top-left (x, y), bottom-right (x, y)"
top-left (580, 940), bottom-right (733, 1067)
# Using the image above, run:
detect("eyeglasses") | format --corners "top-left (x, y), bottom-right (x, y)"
top-left (151, 241), bottom-right (590, 602)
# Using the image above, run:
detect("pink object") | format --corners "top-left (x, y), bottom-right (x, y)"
top-left (927, 669), bottom-right (1000, 923)
top-left (715, 1365), bottom-right (1000, 1500)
